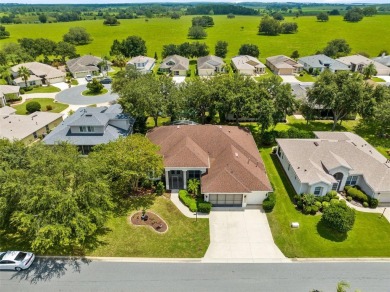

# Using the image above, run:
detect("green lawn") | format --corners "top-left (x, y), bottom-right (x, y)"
top-left (295, 71), bottom-right (317, 82)
top-left (371, 76), bottom-right (386, 82)
top-left (88, 195), bottom-right (209, 258)
top-left (24, 85), bottom-right (61, 94)
top-left (254, 67), bottom-right (283, 82)
top-left (12, 98), bottom-right (68, 115)
top-left (261, 147), bottom-right (390, 257)
top-left (2, 15), bottom-right (390, 60)
top-left (82, 88), bottom-right (108, 96)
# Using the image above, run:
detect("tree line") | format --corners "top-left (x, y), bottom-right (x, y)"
top-left (0, 136), bottom-right (163, 254)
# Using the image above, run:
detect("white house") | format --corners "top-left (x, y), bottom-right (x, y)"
top-left (147, 125), bottom-right (272, 207)
top-left (127, 55), bottom-right (156, 73)
top-left (159, 55), bottom-right (189, 76)
top-left (231, 55), bottom-right (266, 76)
top-left (197, 55), bottom-right (225, 76)
top-left (337, 54), bottom-right (390, 76)
top-left (67, 55), bottom-right (112, 78)
top-left (276, 132), bottom-right (390, 203)
top-left (11, 62), bottom-right (66, 87)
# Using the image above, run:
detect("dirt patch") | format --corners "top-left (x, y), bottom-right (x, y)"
top-left (130, 211), bottom-right (168, 233)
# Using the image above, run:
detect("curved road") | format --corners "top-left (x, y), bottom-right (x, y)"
top-left (55, 84), bottom-right (118, 105)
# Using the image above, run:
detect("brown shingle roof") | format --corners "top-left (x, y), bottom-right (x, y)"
top-left (147, 125), bottom-right (272, 193)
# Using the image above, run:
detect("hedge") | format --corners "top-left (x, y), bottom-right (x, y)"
top-left (347, 187), bottom-right (369, 203)
top-left (198, 202), bottom-right (212, 213)
top-left (179, 190), bottom-right (197, 212)
top-left (263, 192), bottom-right (276, 212)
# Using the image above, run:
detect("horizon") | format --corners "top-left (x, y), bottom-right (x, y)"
top-left (4, 1), bottom-right (390, 5)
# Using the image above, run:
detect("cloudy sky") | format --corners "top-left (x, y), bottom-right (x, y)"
top-left (8, 1), bottom-right (390, 4)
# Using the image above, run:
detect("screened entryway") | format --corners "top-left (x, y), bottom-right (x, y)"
top-left (169, 170), bottom-right (184, 190)
top-left (333, 172), bottom-right (344, 191)
top-left (209, 194), bottom-right (243, 207)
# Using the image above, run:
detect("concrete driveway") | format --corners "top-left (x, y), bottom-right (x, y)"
top-left (280, 75), bottom-right (300, 83)
top-left (203, 208), bottom-right (286, 263)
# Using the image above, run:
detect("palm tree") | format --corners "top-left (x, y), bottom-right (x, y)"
top-left (17, 66), bottom-right (30, 88)
top-left (363, 63), bottom-right (377, 80)
top-left (187, 179), bottom-right (200, 197)
top-left (115, 54), bottom-right (127, 71)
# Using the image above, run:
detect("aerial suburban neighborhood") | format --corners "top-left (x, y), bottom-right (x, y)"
top-left (0, 1), bottom-right (390, 291)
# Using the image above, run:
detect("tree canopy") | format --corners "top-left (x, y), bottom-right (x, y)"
top-left (63, 27), bottom-right (92, 45)
top-left (317, 12), bottom-right (329, 22)
top-left (238, 44), bottom-right (260, 58)
top-left (188, 25), bottom-right (207, 39)
top-left (322, 39), bottom-right (351, 58)
top-left (215, 41), bottom-right (228, 58)
top-left (110, 36), bottom-right (147, 57)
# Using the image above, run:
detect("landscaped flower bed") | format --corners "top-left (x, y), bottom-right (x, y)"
top-left (341, 186), bottom-right (378, 208)
top-left (294, 191), bottom-right (340, 215)
top-left (130, 211), bottom-right (168, 233)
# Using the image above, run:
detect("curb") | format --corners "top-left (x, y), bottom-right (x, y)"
top-left (36, 256), bottom-right (202, 263)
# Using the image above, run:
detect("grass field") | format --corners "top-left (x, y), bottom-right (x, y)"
top-left (12, 98), bottom-right (68, 115)
top-left (261, 147), bottom-right (390, 258)
top-left (88, 195), bottom-right (209, 258)
top-left (2, 15), bottom-right (390, 61)
top-left (24, 85), bottom-right (61, 94)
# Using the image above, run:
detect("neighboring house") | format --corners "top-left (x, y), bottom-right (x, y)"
top-left (0, 85), bottom-right (20, 106)
top-left (372, 54), bottom-right (390, 68)
top-left (231, 55), bottom-right (266, 76)
top-left (43, 104), bottom-right (135, 155)
top-left (298, 54), bottom-right (350, 73)
top-left (266, 55), bottom-right (303, 75)
top-left (147, 125), bottom-right (272, 207)
top-left (159, 55), bottom-right (189, 76)
top-left (127, 55), bottom-right (156, 73)
top-left (67, 55), bottom-right (112, 78)
top-left (336, 54), bottom-right (390, 76)
top-left (291, 83), bottom-right (313, 102)
top-left (197, 55), bottom-right (225, 76)
top-left (11, 62), bottom-right (66, 87)
top-left (276, 132), bottom-right (390, 203)
top-left (0, 106), bottom-right (63, 144)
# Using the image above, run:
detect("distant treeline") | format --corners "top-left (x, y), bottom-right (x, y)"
top-left (186, 4), bottom-right (259, 16)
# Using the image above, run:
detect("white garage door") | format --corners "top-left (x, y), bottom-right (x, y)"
top-left (246, 193), bottom-right (267, 205)
top-left (209, 194), bottom-right (243, 207)
top-left (378, 192), bottom-right (390, 204)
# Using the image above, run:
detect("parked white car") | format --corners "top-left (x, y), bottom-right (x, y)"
top-left (0, 251), bottom-right (35, 271)
top-left (85, 74), bottom-right (93, 82)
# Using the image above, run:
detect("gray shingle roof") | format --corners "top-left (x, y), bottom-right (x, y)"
top-left (11, 62), bottom-right (65, 79)
top-left (266, 55), bottom-right (303, 69)
top-left (197, 55), bottom-right (225, 69)
top-left (373, 55), bottom-right (390, 67)
top-left (43, 105), bottom-right (134, 146)
top-left (160, 55), bottom-right (189, 71)
top-left (298, 54), bottom-right (349, 71)
top-left (277, 132), bottom-right (390, 192)
top-left (66, 55), bottom-right (111, 74)
top-left (231, 55), bottom-right (265, 70)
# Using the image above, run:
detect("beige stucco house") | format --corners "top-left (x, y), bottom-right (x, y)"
top-left (159, 55), bottom-right (189, 76)
top-left (11, 62), bottom-right (66, 87)
top-left (197, 55), bottom-right (225, 76)
top-left (266, 55), bottom-right (303, 75)
top-left (231, 55), bottom-right (266, 76)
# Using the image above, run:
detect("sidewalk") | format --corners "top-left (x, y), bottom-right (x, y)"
top-left (170, 192), bottom-right (209, 219)
top-left (337, 194), bottom-right (390, 223)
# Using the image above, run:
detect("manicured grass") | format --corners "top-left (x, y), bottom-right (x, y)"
top-left (146, 116), bottom-right (171, 128)
top-left (254, 67), bottom-right (283, 82)
top-left (70, 79), bottom-right (79, 86)
top-left (2, 15), bottom-right (390, 60)
top-left (12, 98), bottom-right (68, 115)
top-left (260, 147), bottom-right (390, 257)
top-left (24, 85), bottom-right (61, 94)
top-left (88, 196), bottom-right (209, 258)
top-left (82, 88), bottom-right (108, 96)
top-left (295, 71), bottom-right (317, 82)
top-left (371, 76), bottom-right (386, 82)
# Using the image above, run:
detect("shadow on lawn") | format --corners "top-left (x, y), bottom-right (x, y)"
top-left (10, 257), bottom-right (91, 284)
top-left (316, 220), bottom-right (348, 242)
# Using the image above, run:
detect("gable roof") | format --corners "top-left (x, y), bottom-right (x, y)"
top-left (160, 55), bottom-right (189, 71)
top-left (337, 54), bottom-right (390, 71)
top-left (11, 62), bottom-right (65, 79)
top-left (0, 85), bottom-right (20, 95)
top-left (128, 55), bottom-right (155, 65)
top-left (43, 104), bottom-right (134, 146)
top-left (231, 55), bottom-right (265, 70)
top-left (0, 106), bottom-right (16, 116)
top-left (197, 55), bottom-right (225, 69)
top-left (298, 54), bottom-right (349, 71)
top-left (277, 132), bottom-right (390, 192)
top-left (266, 55), bottom-right (303, 70)
top-left (372, 55), bottom-right (390, 67)
top-left (66, 55), bottom-right (111, 74)
top-left (147, 125), bottom-right (272, 193)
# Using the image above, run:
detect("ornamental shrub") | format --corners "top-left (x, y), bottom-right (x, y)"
top-left (311, 205), bottom-right (319, 214)
top-left (198, 202), bottom-right (211, 214)
top-left (321, 202), bottom-right (355, 233)
top-left (303, 205), bottom-right (312, 215)
top-left (46, 104), bottom-right (53, 111)
top-left (314, 201), bottom-right (322, 208)
top-left (322, 201), bottom-right (330, 210)
top-left (347, 196), bottom-right (352, 202)
top-left (26, 101), bottom-right (41, 113)
top-left (330, 198), bottom-right (339, 205)
top-left (327, 191), bottom-right (338, 199)
top-left (263, 193), bottom-right (276, 212)
top-left (347, 187), bottom-right (369, 203)
top-left (179, 190), bottom-right (197, 212)
top-left (369, 198), bottom-right (379, 208)
top-left (363, 202), bottom-right (369, 208)
top-left (155, 181), bottom-right (165, 196)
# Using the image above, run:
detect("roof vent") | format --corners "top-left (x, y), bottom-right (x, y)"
top-left (314, 142), bottom-right (319, 146)
top-left (177, 125), bottom-right (180, 129)
top-left (235, 152), bottom-right (238, 157)
top-left (86, 114), bottom-right (93, 117)
top-left (219, 125), bottom-right (222, 129)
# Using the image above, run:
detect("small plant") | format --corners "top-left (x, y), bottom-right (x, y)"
top-left (263, 193), bottom-right (276, 212)
top-left (26, 101), bottom-right (41, 113)
top-left (155, 181), bottom-right (165, 196)
top-left (363, 202), bottom-right (369, 208)
top-left (369, 198), bottom-right (379, 208)
top-left (46, 104), bottom-right (53, 111)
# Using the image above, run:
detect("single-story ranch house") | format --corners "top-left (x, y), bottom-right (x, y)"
top-left (336, 54), bottom-right (390, 76)
top-left (159, 55), bottom-right (189, 76)
top-left (127, 55), bottom-right (156, 74)
top-left (276, 132), bottom-right (390, 203)
top-left (197, 55), bottom-right (225, 76)
top-left (147, 125), bottom-right (272, 207)
top-left (0, 85), bottom-right (20, 106)
top-left (11, 62), bottom-right (66, 87)
top-left (231, 55), bottom-right (266, 76)
top-left (67, 55), bottom-right (112, 78)
top-left (266, 55), bottom-right (303, 75)
top-left (43, 104), bottom-right (134, 155)
top-left (298, 54), bottom-right (350, 73)
top-left (0, 106), bottom-right (63, 144)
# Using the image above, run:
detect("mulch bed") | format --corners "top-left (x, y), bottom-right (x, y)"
top-left (130, 211), bottom-right (168, 233)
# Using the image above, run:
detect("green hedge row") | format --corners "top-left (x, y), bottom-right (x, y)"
top-left (178, 190), bottom-right (212, 214)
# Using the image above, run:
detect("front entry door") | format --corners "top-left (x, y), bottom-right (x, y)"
top-left (171, 176), bottom-right (180, 189)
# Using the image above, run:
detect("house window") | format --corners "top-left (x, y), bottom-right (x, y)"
top-left (346, 176), bottom-right (358, 186)
top-left (80, 126), bottom-right (95, 133)
top-left (188, 170), bottom-right (201, 181)
top-left (314, 187), bottom-right (322, 196)
top-left (174, 71), bottom-right (179, 76)
top-left (30, 81), bottom-right (36, 86)
top-left (170, 170), bottom-right (181, 175)
top-left (332, 183), bottom-right (338, 190)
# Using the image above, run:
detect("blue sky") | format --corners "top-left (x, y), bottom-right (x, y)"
top-left (8, 1), bottom-right (390, 4)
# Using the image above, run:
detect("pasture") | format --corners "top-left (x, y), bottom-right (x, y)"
top-left (1, 15), bottom-right (390, 61)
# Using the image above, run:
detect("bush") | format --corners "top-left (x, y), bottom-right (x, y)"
top-left (363, 202), bottom-right (369, 208)
top-left (155, 181), bottom-right (165, 196)
top-left (263, 193), bottom-right (276, 212)
top-left (322, 195), bottom-right (331, 202)
top-left (346, 196), bottom-right (352, 202)
top-left (296, 200), bottom-right (303, 209)
top-left (347, 187), bottom-right (369, 203)
top-left (344, 186), bottom-right (351, 192)
top-left (198, 202), bottom-right (211, 213)
top-left (26, 101), bottom-right (41, 113)
top-left (179, 190), bottom-right (197, 212)
top-left (19, 89), bottom-right (25, 94)
top-left (330, 198), bottom-right (339, 205)
top-left (314, 201), bottom-right (322, 208)
top-left (86, 78), bottom-right (104, 94)
top-left (303, 205), bottom-right (312, 215)
top-left (322, 201), bottom-right (330, 210)
top-left (311, 205), bottom-right (319, 214)
top-left (369, 198), bottom-right (379, 208)
top-left (327, 191), bottom-right (338, 199)
top-left (24, 86), bottom-right (33, 92)
top-left (46, 104), bottom-right (53, 111)
top-left (321, 202), bottom-right (355, 233)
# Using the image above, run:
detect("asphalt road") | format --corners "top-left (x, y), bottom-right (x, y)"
top-left (56, 84), bottom-right (118, 105)
top-left (1, 258), bottom-right (390, 292)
